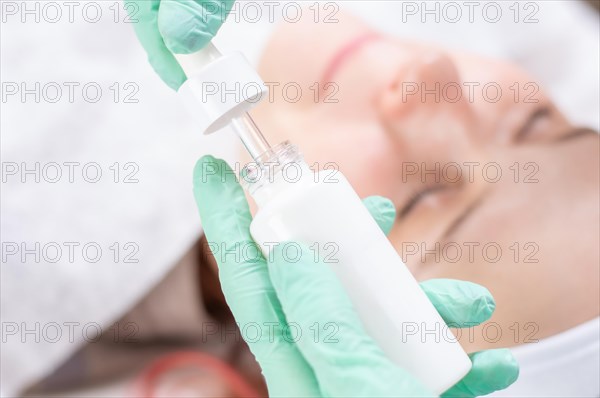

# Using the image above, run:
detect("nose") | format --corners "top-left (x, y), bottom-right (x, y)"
top-left (376, 51), bottom-right (478, 166)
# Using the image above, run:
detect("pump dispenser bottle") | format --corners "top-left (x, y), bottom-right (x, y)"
top-left (176, 44), bottom-right (472, 395)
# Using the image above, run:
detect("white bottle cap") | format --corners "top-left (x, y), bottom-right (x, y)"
top-left (175, 44), bottom-right (268, 134)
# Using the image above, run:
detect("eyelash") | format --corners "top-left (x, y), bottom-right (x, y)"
top-left (515, 106), bottom-right (552, 142)
top-left (399, 106), bottom-right (553, 218)
top-left (399, 185), bottom-right (447, 218)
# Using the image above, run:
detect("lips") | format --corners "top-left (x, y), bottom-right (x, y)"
top-left (320, 32), bottom-right (382, 84)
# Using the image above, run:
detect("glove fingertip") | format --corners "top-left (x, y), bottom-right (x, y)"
top-left (461, 281), bottom-right (496, 323)
top-left (146, 53), bottom-right (186, 90)
top-left (483, 348), bottom-right (519, 387)
top-left (362, 195), bottom-right (396, 235)
top-left (471, 348), bottom-right (519, 390)
top-left (158, 1), bottom-right (227, 54)
top-left (443, 349), bottom-right (519, 397)
top-left (193, 155), bottom-right (219, 185)
top-left (193, 155), bottom-right (240, 208)
top-left (421, 279), bottom-right (496, 326)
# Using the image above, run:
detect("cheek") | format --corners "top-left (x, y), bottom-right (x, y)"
top-left (449, 54), bottom-right (545, 142)
top-left (312, 134), bottom-right (403, 200)
top-left (257, 105), bottom-right (405, 201)
top-left (273, 119), bottom-right (402, 200)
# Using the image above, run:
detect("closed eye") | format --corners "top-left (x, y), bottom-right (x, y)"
top-left (399, 185), bottom-right (448, 219)
top-left (514, 105), bottom-right (552, 142)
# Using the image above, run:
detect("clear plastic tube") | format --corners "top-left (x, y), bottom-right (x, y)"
top-left (229, 113), bottom-right (272, 162)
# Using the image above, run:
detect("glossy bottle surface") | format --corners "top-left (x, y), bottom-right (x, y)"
top-left (247, 158), bottom-right (471, 394)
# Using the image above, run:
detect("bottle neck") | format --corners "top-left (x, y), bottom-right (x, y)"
top-left (241, 141), bottom-right (309, 207)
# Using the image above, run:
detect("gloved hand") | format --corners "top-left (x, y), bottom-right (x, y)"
top-left (193, 155), bottom-right (519, 397)
top-left (126, 0), bottom-right (235, 89)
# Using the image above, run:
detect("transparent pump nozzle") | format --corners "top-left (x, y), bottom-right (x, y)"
top-left (174, 43), bottom-right (273, 165)
top-left (230, 113), bottom-right (273, 162)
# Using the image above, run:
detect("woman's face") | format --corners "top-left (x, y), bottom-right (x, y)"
top-left (251, 11), bottom-right (599, 351)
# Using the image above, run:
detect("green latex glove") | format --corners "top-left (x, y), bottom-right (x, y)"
top-left (193, 155), bottom-right (519, 397)
top-left (126, 0), bottom-right (235, 89)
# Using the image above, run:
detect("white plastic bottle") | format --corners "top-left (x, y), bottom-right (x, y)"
top-left (174, 44), bottom-right (471, 394)
top-left (244, 142), bottom-right (472, 395)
